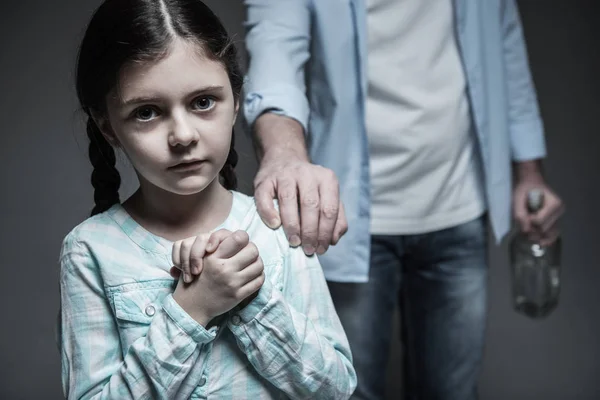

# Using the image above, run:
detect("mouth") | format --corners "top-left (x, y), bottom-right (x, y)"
top-left (168, 160), bottom-right (205, 171)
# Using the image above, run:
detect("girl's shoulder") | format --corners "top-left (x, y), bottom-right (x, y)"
top-left (230, 191), bottom-right (291, 265)
top-left (59, 205), bottom-right (138, 262)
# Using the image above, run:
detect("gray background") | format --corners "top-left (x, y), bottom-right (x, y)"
top-left (1, 1), bottom-right (598, 399)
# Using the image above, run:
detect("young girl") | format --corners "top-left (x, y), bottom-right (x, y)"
top-left (58, 0), bottom-right (356, 399)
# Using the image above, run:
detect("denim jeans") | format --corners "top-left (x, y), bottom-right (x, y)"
top-left (328, 215), bottom-right (489, 400)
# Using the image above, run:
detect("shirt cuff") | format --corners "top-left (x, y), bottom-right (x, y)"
top-left (162, 294), bottom-right (219, 344)
top-left (510, 119), bottom-right (547, 161)
top-left (243, 84), bottom-right (310, 134)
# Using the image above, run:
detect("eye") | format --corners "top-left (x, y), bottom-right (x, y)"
top-left (192, 97), bottom-right (215, 111)
top-left (134, 106), bottom-right (158, 121)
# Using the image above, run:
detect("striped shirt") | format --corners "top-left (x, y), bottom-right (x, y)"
top-left (58, 191), bottom-right (356, 399)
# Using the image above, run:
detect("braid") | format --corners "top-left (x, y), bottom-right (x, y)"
top-left (86, 117), bottom-right (121, 216)
top-left (220, 128), bottom-right (238, 190)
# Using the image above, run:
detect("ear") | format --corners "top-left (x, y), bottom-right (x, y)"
top-left (90, 110), bottom-right (120, 147)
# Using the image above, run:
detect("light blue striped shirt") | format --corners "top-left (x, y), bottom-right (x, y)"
top-left (243, 0), bottom-right (547, 282)
top-left (58, 191), bottom-right (356, 399)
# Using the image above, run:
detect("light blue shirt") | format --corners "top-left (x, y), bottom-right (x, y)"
top-left (58, 192), bottom-right (356, 399)
top-left (243, 0), bottom-right (547, 282)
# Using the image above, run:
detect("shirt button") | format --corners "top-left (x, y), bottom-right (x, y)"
top-left (145, 305), bottom-right (156, 317)
top-left (231, 315), bottom-right (242, 326)
top-left (199, 375), bottom-right (207, 386)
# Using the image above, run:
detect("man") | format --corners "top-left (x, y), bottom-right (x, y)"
top-left (243, 0), bottom-right (564, 399)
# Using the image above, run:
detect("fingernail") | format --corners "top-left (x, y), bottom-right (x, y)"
top-left (184, 273), bottom-right (191, 283)
top-left (303, 244), bottom-right (315, 255)
top-left (270, 217), bottom-right (281, 229)
top-left (317, 245), bottom-right (326, 255)
top-left (289, 235), bottom-right (301, 247)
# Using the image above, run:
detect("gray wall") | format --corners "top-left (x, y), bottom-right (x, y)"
top-left (0, 1), bottom-right (598, 399)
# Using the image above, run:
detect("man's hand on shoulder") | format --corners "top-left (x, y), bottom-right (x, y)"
top-left (252, 113), bottom-right (348, 256)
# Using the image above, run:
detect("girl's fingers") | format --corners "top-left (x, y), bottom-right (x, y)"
top-left (189, 234), bottom-right (210, 275)
top-left (237, 269), bottom-right (266, 303)
top-left (172, 240), bottom-right (182, 269)
top-left (230, 243), bottom-right (261, 271)
top-left (236, 259), bottom-right (264, 286)
top-left (214, 230), bottom-right (249, 259)
top-left (179, 236), bottom-right (197, 283)
top-left (206, 229), bottom-right (233, 253)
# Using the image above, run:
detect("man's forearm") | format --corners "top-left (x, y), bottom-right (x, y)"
top-left (253, 112), bottom-right (310, 163)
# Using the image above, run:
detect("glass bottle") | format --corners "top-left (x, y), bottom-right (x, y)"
top-left (510, 189), bottom-right (562, 319)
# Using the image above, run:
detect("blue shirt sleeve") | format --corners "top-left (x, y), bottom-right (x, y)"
top-left (502, 0), bottom-right (548, 161)
top-left (243, 0), bottom-right (312, 133)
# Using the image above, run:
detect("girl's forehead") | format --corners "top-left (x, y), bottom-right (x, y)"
top-left (114, 39), bottom-right (229, 102)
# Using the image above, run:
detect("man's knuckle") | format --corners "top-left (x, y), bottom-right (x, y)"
top-left (301, 196), bottom-right (320, 209)
top-left (323, 168), bottom-right (337, 181)
top-left (279, 185), bottom-right (297, 200)
top-left (279, 192), bottom-right (296, 202)
top-left (253, 175), bottom-right (268, 186)
top-left (321, 204), bottom-right (339, 219)
top-left (278, 176), bottom-right (296, 188)
top-left (291, 163), bottom-right (306, 173)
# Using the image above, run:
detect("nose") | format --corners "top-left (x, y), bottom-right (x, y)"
top-left (168, 114), bottom-right (199, 148)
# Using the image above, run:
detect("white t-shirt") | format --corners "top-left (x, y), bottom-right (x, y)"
top-left (366, 0), bottom-right (486, 235)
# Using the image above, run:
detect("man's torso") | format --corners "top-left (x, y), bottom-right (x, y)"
top-left (365, 0), bottom-right (486, 235)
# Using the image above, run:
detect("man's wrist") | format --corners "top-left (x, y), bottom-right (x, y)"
top-left (261, 146), bottom-right (310, 166)
top-left (514, 159), bottom-right (545, 182)
top-left (254, 112), bottom-right (309, 162)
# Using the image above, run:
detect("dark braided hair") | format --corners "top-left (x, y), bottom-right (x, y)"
top-left (76, 0), bottom-right (243, 215)
top-left (220, 129), bottom-right (238, 190)
top-left (86, 118), bottom-right (121, 215)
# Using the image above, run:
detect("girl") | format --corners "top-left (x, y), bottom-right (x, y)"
top-left (58, 0), bottom-right (356, 399)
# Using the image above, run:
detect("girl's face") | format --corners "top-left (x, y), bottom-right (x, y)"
top-left (98, 39), bottom-right (238, 197)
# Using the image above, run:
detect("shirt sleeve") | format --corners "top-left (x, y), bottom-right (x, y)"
top-left (59, 239), bottom-right (216, 400)
top-left (242, 0), bottom-right (312, 133)
top-left (226, 246), bottom-right (357, 399)
top-left (502, 0), bottom-right (548, 161)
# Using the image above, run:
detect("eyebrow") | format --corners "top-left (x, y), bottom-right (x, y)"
top-left (120, 85), bottom-right (225, 107)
